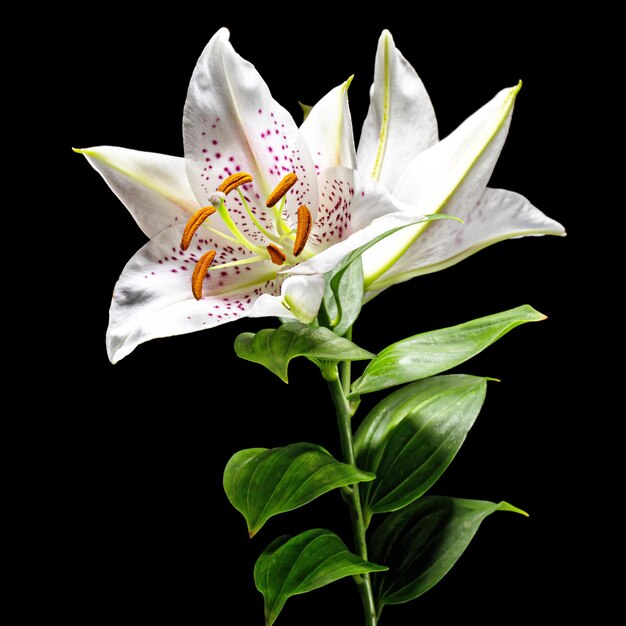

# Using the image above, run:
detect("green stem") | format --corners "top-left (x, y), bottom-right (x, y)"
top-left (326, 365), bottom-right (377, 626)
top-left (340, 326), bottom-right (353, 395)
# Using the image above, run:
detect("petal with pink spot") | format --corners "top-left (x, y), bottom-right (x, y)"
top-left (107, 224), bottom-right (281, 363)
top-left (183, 28), bottom-right (318, 241)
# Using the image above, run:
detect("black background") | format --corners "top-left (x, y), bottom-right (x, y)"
top-left (50, 7), bottom-right (592, 624)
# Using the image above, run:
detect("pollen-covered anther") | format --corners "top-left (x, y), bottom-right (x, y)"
top-left (266, 173), bottom-right (298, 208)
top-left (293, 205), bottom-right (313, 257)
top-left (266, 244), bottom-right (287, 265)
top-left (191, 250), bottom-right (217, 300)
top-left (181, 206), bottom-right (217, 250)
top-left (217, 172), bottom-right (253, 195)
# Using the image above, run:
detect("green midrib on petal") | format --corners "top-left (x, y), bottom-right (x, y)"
top-left (363, 82), bottom-right (522, 288)
top-left (73, 148), bottom-right (196, 213)
top-left (369, 223), bottom-right (564, 291)
top-left (336, 76), bottom-right (353, 164)
top-left (370, 34), bottom-right (391, 181)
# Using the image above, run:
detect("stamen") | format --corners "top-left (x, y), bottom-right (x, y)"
top-left (181, 206), bottom-right (217, 250)
top-left (237, 188), bottom-right (277, 241)
top-left (273, 195), bottom-right (289, 236)
top-left (293, 205), bottom-right (312, 257)
top-left (208, 255), bottom-right (265, 271)
top-left (212, 194), bottom-right (266, 256)
top-left (191, 250), bottom-right (217, 300)
top-left (266, 173), bottom-right (298, 208)
top-left (217, 172), bottom-right (253, 195)
top-left (266, 244), bottom-right (287, 265)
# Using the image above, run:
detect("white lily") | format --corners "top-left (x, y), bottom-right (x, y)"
top-left (291, 30), bottom-right (565, 292)
top-left (76, 28), bottom-right (407, 363)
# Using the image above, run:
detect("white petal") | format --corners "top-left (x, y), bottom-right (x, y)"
top-left (247, 294), bottom-right (296, 321)
top-left (249, 275), bottom-right (325, 324)
top-left (308, 168), bottom-right (408, 252)
top-left (357, 30), bottom-right (438, 191)
top-left (107, 224), bottom-right (280, 363)
top-left (363, 83), bottom-right (522, 284)
top-left (183, 28), bottom-right (318, 237)
top-left (366, 188), bottom-right (566, 291)
top-left (308, 167), bottom-right (355, 251)
top-left (300, 78), bottom-right (357, 172)
top-left (395, 84), bottom-right (520, 212)
top-left (292, 212), bottom-right (428, 276)
top-left (283, 275), bottom-right (325, 323)
top-left (75, 146), bottom-right (199, 238)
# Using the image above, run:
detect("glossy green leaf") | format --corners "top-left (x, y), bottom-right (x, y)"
top-left (234, 322), bottom-right (373, 382)
top-left (371, 496), bottom-right (528, 611)
top-left (354, 375), bottom-right (488, 522)
top-left (223, 443), bottom-right (375, 536)
top-left (351, 305), bottom-right (546, 395)
top-left (321, 215), bottom-right (454, 336)
top-left (255, 528), bottom-right (388, 625)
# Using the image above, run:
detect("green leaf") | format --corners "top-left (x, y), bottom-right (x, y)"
top-left (255, 529), bottom-right (388, 625)
top-left (234, 322), bottom-right (373, 382)
top-left (325, 254), bottom-right (364, 337)
top-left (321, 215), bottom-right (454, 336)
top-left (223, 443), bottom-right (375, 537)
top-left (371, 496), bottom-right (528, 611)
top-left (351, 305), bottom-right (546, 395)
top-left (354, 375), bottom-right (488, 522)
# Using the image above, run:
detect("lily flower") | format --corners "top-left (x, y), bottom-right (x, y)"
top-left (75, 29), bottom-right (408, 363)
top-left (291, 30), bottom-right (565, 292)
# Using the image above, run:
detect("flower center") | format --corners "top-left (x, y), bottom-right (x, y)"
top-left (180, 172), bottom-right (313, 300)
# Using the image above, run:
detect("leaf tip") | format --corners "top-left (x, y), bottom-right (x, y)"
top-left (361, 471), bottom-right (377, 483)
top-left (497, 501), bottom-right (529, 517)
top-left (71, 147), bottom-right (84, 154)
top-left (519, 304), bottom-right (547, 321)
top-left (485, 377), bottom-right (501, 383)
